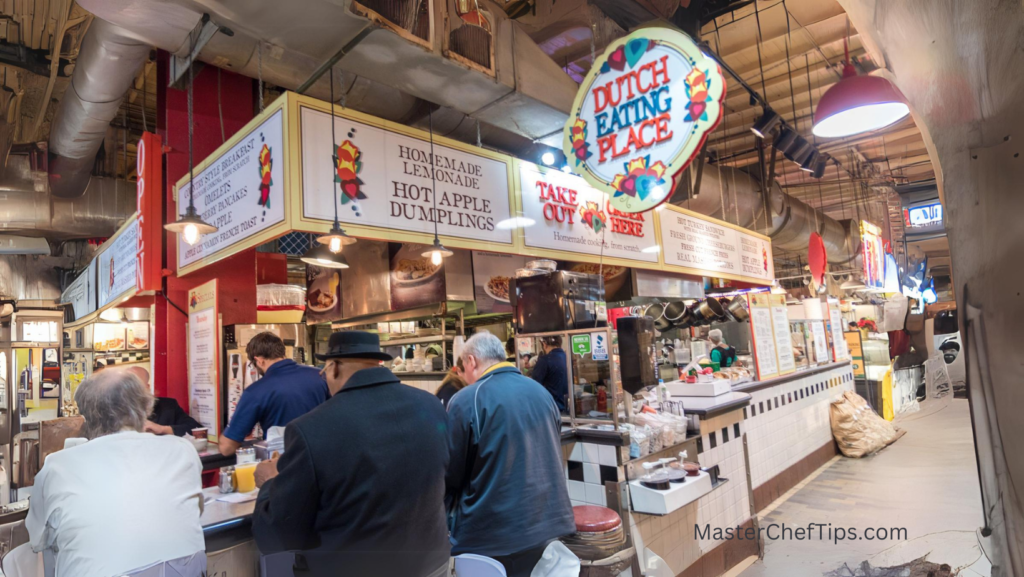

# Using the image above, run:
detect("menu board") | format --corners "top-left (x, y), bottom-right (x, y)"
top-left (828, 302), bottom-right (849, 361)
top-left (301, 106), bottom-right (513, 244)
top-left (747, 293), bottom-right (778, 379)
top-left (178, 110), bottom-right (286, 269)
top-left (126, 322), bottom-right (149, 350)
top-left (769, 294), bottom-right (796, 375)
top-left (98, 222), bottom-right (139, 307)
top-left (61, 262), bottom-right (96, 320)
top-left (187, 280), bottom-right (220, 441)
top-left (658, 208), bottom-right (774, 282)
top-left (94, 324), bottom-right (126, 352)
top-left (518, 162), bottom-right (658, 262)
top-left (810, 320), bottom-right (830, 364)
top-left (472, 251), bottom-right (529, 314)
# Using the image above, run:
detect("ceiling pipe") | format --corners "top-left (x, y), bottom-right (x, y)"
top-left (676, 163), bottom-right (861, 264)
top-left (48, 19), bottom-right (153, 199)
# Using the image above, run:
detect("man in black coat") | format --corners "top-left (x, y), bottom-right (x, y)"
top-left (251, 331), bottom-right (450, 577)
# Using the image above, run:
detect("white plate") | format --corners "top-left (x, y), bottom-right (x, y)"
top-left (483, 280), bottom-right (510, 303)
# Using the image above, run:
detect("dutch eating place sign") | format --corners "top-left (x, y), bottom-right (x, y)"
top-left (563, 25), bottom-right (725, 214)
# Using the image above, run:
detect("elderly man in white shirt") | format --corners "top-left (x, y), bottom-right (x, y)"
top-left (26, 369), bottom-right (207, 577)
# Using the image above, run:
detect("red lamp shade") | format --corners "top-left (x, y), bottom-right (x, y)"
top-left (812, 67), bottom-right (909, 138)
top-left (808, 232), bottom-right (827, 285)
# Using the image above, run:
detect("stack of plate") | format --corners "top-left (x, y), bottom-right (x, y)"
top-left (563, 505), bottom-right (627, 561)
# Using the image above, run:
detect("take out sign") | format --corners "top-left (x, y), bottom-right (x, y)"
top-left (564, 26), bottom-right (725, 214)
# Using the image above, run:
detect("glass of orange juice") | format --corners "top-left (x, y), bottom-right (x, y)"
top-left (234, 463), bottom-right (258, 493)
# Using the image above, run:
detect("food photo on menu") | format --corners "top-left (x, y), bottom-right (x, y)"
top-left (389, 243), bottom-right (447, 311)
top-left (472, 251), bottom-right (529, 314)
top-left (306, 264), bottom-right (343, 323)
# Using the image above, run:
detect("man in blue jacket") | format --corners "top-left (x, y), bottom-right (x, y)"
top-left (529, 336), bottom-right (569, 412)
top-left (446, 332), bottom-right (575, 577)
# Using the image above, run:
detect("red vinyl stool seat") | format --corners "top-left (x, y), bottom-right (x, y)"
top-left (572, 505), bottom-right (622, 533)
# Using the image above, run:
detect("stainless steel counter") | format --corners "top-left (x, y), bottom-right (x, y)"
top-left (202, 486), bottom-right (257, 554)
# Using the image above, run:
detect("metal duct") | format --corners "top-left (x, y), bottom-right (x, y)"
top-left (74, 0), bottom-right (576, 144)
top-left (0, 155), bottom-right (135, 240)
top-left (48, 19), bottom-right (152, 199)
top-left (0, 255), bottom-right (66, 300)
top-left (677, 164), bottom-right (860, 264)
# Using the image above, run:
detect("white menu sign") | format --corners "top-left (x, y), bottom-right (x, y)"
top-left (810, 320), bottom-right (830, 364)
top-left (301, 107), bottom-right (513, 244)
top-left (770, 295), bottom-right (796, 374)
top-left (747, 294), bottom-right (778, 379)
top-left (519, 163), bottom-right (658, 262)
top-left (178, 109), bottom-right (286, 268)
top-left (658, 209), bottom-right (774, 281)
top-left (187, 280), bottom-right (220, 440)
top-left (98, 223), bottom-right (138, 307)
top-left (61, 261), bottom-right (96, 320)
top-left (828, 304), bottom-right (849, 361)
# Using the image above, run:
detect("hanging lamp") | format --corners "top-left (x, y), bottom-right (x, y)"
top-left (422, 108), bottom-right (453, 266)
top-left (300, 236), bottom-right (350, 269)
top-left (316, 65), bottom-right (356, 253)
top-left (812, 26), bottom-right (909, 138)
top-left (165, 29), bottom-right (218, 246)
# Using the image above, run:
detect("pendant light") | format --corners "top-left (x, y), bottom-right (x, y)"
top-left (165, 29), bottom-right (218, 245)
top-left (812, 23), bottom-right (909, 138)
top-left (422, 107), bottom-right (452, 266)
top-left (315, 65), bottom-right (356, 253)
top-left (300, 236), bottom-right (350, 269)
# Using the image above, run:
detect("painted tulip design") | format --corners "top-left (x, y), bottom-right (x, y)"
top-left (610, 156), bottom-right (669, 201)
top-left (684, 68), bottom-right (712, 122)
top-left (257, 144), bottom-right (273, 208)
top-left (578, 201), bottom-right (607, 233)
top-left (569, 118), bottom-right (592, 164)
top-left (334, 140), bottom-right (366, 204)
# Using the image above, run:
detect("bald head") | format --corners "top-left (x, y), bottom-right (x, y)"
top-left (75, 369), bottom-right (154, 439)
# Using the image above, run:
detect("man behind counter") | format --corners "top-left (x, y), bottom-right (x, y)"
top-left (218, 332), bottom-right (329, 455)
top-left (252, 331), bottom-right (450, 576)
top-left (123, 366), bottom-right (203, 437)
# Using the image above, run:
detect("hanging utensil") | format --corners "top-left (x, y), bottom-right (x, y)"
top-left (690, 297), bottom-right (725, 325)
top-left (725, 296), bottom-right (750, 321)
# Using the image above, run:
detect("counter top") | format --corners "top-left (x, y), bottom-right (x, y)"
top-left (670, 391), bottom-right (751, 418)
top-left (732, 361), bottom-right (851, 394)
top-left (201, 486), bottom-right (255, 535)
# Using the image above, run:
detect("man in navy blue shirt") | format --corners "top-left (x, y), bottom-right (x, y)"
top-left (529, 336), bottom-right (568, 412)
top-left (218, 332), bottom-right (328, 455)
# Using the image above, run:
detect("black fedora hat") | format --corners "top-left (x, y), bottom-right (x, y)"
top-left (316, 331), bottom-right (393, 362)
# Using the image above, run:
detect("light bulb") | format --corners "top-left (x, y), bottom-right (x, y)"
top-left (329, 237), bottom-right (342, 253)
top-left (430, 250), bottom-right (442, 266)
top-left (541, 152), bottom-right (556, 166)
top-left (183, 222), bottom-right (199, 245)
top-left (316, 258), bottom-right (333, 266)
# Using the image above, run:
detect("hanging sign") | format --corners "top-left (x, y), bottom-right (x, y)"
top-left (747, 293), bottom-right (779, 380)
top-left (808, 232), bottom-right (827, 286)
top-left (300, 107), bottom-right (513, 244)
top-left (563, 26), bottom-right (725, 213)
top-left (177, 109), bottom-right (286, 270)
top-left (658, 207), bottom-right (774, 282)
top-left (810, 320), bottom-right (830, 364)
top-left (860, 221), bottom-right (884, 289)
top-left (187, 280), bottom-right (221, 441)
top-left (519, 162), bottom-right (659, 261)
top-left (98, 220), bottom-right (139, 308)
top-left (136, 132), bottom-right (163, 291)
top-left (769, 294), bottom-right (796, 375)
top-left (61, 261), bottom-right (96, 321)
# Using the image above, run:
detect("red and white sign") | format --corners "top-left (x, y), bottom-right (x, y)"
top-left (519, 162), bottom-right (659, 262)
top-left (136, 132), bottom-right (163, 292)
top-left (564, 27), bottom-right (725, 213)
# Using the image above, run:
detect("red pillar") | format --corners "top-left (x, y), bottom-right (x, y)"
top-left (154, 53), bottom-right (255, 407)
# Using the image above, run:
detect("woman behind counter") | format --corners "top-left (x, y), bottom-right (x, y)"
top-left (530, 336), bottom-right (568, 412)
top-left (709, 328), bottom-right (737, 368)
top-left (435, 358), bottom-right (467, 408)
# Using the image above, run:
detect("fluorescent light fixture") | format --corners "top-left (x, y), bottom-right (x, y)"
top-left (641, 245), bottom-right (661, 254)
top-left (495, 217), bottom-right (537, 230)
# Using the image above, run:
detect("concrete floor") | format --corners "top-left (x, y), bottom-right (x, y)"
top-left (741, 397), bottom-right (992, 577)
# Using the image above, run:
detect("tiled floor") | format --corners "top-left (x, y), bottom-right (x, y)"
top-left (741, 397), bottom-right (991, 577)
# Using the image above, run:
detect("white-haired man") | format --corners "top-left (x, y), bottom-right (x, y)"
top-left (445, 332), bottom-right (575, 577)
top-left (26, 370), bottom-right (206, 577)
